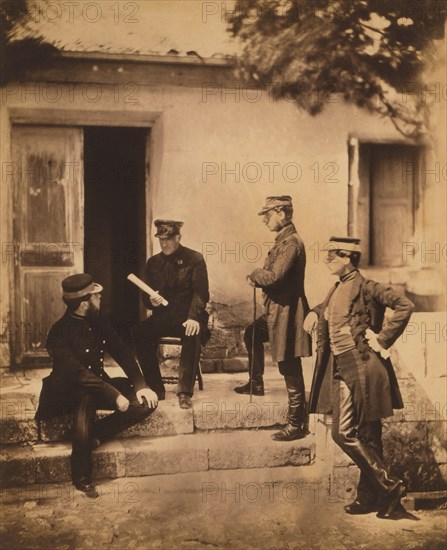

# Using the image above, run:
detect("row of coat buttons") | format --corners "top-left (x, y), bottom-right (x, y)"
top-left (86, 339), bottom-right (106, 373)
top-left (87, 365), bottom-right (105, 373)
top-left (85, 340), bottom-right (106, 353)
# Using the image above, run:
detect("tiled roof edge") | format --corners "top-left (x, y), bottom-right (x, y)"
top-left (58, 50), bottom-right (237, 66)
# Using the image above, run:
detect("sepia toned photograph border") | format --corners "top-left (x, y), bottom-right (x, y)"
top-left (1, 1), bottom-right (446, 548)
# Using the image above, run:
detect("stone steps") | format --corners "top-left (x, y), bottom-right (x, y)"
top-left (1, 389), bottom-right (293, 445)
top-left (1, 370), bottom-right (299, 444)
top-left (1, 430), bottom-right (315, 487)
top-left (1, 400), bottom-right (195, 445)
top-left (1, 368), bottom-right (316, 489)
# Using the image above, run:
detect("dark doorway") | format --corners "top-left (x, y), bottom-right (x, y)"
top-left (84, 127), bottom-right (148, 338)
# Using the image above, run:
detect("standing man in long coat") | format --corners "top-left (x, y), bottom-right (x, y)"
top-left (234, 196), bottom-right (312, 441)
top-left (304, 237), bottom-right (414, 517)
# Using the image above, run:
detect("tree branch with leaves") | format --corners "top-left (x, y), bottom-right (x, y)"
top-left (228, 0), bottom-right (446, 139)
top-left (1, 0), bottom-right (57, 83)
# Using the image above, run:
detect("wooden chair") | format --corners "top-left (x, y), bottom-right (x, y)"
top-left (157, 336), bottom-right (204, 390)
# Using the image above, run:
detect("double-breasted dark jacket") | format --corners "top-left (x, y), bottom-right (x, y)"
top-left (250, 223), bottom-right (312, 362)
top-left (143, 244), bottom-right (210, 340)
top-left (36, 312), bottom-right (147, 420)
top-left (308, 271), bottom-right (414, 421)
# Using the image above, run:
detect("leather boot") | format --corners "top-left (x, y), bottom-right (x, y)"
top-left (74, 481), bottom-right (99, 499)
top-left (336, 431), bottom-right (406, 513)
top-left (178, 393), bottom-right (192, 409)
top-left (272, 375), bottom-right (308, 441)
top-left (234, 376), bottom-right (264, 396)
top-left (345, 443), bottom-right (403, 497)
top-left (344, 500), bottom-right (377, 514)
top-left (377, 481), bottom-right (407, 518)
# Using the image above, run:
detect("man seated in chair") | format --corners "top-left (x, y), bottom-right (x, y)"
top-left (36, 274), bottom-right (158, 498)
top-left (134, 219), bottom-right (210, 409)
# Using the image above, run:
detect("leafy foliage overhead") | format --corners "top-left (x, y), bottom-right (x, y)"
top-left (1, 0), bottom-right (57, 83)
top-left (228, 0), bottom-right (446, 138)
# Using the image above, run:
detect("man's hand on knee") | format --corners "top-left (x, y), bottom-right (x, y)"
top-left (136, 388), bottom-right (158, 408)
top-left (116, 394), bottom-right (130, 412)
top-left (182, 319), bottom-right (200, 336)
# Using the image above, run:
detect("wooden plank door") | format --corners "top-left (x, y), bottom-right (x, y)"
top-left (11, 126), bottom-right (83, 365)
top-left (371, 145), bottom-right (417, 267)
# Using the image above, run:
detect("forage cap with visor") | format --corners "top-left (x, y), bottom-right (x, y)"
top-left (323, 236), bottom-right (361, 253)
top-left (258, 195), bottom-right (293, 215)
top-left (154, 219), bottom-right (184, 238)
top-left (62, 273), bottom-right (103, 301)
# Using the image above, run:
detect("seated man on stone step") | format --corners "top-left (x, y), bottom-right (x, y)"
top-left (134, 219), bottom-right (210, 410)
top-left (36, 273), bottom-right (158, 498)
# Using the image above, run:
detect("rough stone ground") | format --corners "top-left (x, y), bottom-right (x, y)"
top-left (1, 467), bottom-right (446, 550)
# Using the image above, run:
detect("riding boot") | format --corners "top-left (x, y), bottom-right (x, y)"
top-left (272, 375), bottom-right (308, 441)
top-left (234, 374), bottom-right (265, 396)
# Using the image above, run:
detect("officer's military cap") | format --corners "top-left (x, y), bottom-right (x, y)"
top-left (62, 273), bottom-right (103, 300)
top-left (258, 196), bottom-right (293, 215)
top-left (154, 219), bottom-right (184, 238)
top-left (323, 237), bottom-right (361, 253)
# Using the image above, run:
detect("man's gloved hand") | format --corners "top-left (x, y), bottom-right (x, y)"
top-left (136, 388), bottom-right (158, 409)
top-left (246, 275), bottom-right (256, 288)
top-left (365, 329), bottom-right (390, 359)
top-left (116, 394), bottom-right (130, 412)
top-left (303, 312), bottom-right (318, 334)
top-left (150, 291), bottom-right (164, 308)
top-left (183, 319), bottom-right (200, 336)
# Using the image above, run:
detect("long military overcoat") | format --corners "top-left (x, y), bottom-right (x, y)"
top-left (250, 223), bottom-right (312, 362)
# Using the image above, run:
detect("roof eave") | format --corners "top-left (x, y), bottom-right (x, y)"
top-left (58, 50), bottom-right (237, 67)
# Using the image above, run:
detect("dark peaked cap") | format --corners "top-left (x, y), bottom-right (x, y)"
top-left (154, 219), bottom-right (184, 238)
top-left (258, 196), bottom-right (293, 215)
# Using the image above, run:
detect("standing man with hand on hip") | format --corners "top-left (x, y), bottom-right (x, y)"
top-left (304, 237), bottom-right (414, 517)
top-left (234, 196), bottom-right (312, 441)
top-left (134, 219), bottom-right (210, 409)
top-left (36, 274), bottom-right (157, 498)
